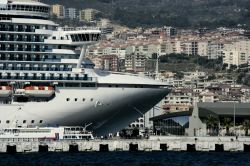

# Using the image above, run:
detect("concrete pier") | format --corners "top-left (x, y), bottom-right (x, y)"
top-left (1, 136), bottom-right (250, 153)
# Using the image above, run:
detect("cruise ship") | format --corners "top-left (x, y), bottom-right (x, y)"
top-left (0, 0), bottom-right (170, 135)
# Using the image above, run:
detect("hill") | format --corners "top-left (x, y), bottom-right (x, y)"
top-left (42, 0), bottom-right (250, 28)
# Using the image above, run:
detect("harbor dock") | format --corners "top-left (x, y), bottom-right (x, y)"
top-left (1, 136), bottom-right (250, 153)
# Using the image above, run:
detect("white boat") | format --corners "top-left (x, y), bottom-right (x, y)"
top-left (0, 126), bottom-right (94, 140)
top-left (0, 0), bottom-right (171, 135)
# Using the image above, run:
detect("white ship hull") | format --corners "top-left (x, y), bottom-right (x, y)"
top-left (0, 86), bottom-right (170, 135)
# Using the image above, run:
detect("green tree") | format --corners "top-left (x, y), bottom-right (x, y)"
top-left (242, 119), bottom-right (250, 136)
top-left (222, 118), bottom-right (233, 136)
top-left (207, 74), bottom-right (216, 81)
top-left (174, 71), bottom-right (184, 79)
top-left (206, 114), bottom-right (219, 136)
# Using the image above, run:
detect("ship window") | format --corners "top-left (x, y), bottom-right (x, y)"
top-left (23, 120), bottom-right (26, 124)
top-left (0, 120), bottom-right (1, 124)
top-left (90, 98), bottom-right (93, 102)
top-left (82, 98), bottom-right (85, 102)
top-left (6, 120), bottom-right (9, 124)
top-left (75, 98), bottom-right (77, 102)
top-left (52, 36), bottom-right (56, 40)
top-left (39, 120), bottom-right (43, 123)
top-left (66, 98), bottom-right (70, 101)
top-left (31, 120), bottom-right (34, 123)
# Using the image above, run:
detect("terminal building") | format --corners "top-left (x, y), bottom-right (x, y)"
top-left (150, 102), bottom-right (250, 137)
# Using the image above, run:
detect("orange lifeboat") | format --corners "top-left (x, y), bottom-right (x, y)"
top-left (0, 86), bottom-right (12, 97)
top-left (24, 86), bottom-right (54, 97)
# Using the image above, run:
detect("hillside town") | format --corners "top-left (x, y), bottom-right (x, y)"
top-left (48, 3), bottom-right (250, 137)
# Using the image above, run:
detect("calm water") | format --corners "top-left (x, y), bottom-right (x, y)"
top-left (0, 152), bottom-right (250, 166)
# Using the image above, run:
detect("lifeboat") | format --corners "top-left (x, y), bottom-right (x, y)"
top-left (0, 86), bottom-right (12, 97)
top-left (24, 86), bottom-right (55, 97)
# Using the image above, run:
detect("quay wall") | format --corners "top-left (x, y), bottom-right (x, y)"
top-left (1, 136), bottom-right (250, 153)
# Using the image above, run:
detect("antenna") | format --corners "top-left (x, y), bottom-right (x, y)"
top-left (155, 53), bottom-right (160, 80)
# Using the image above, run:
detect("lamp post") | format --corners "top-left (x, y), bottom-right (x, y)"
top-left (233, 102), bottom-right (236, 135)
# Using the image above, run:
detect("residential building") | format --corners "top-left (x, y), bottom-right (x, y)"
top-left (182, 41), bottom-right (198, 55)
top-left (101, 55), bottom-right (119, 72)
top-left (223, 39), bottom-right (250, 66)
top-left (125, 54), bottom-right (146, 72)
top-left (223, 50), bottom-right (248, 67)
top-left (163, 26), bottom-right (177, 37)
top-left (162, 88), bottom-right (193, 113)
top-left (79, 8), bottom-right (97, 22)
top-left (51, 4), bottom-right (65, 19)
top-left (65, 8), bottom-right (78, 20)
top-left (198, 41), bottom-right (208, 57)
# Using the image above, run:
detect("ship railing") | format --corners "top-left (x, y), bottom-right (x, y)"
top-left (0, 76), bottom-right (97, 82)
top-left (59, 27), bottom-right (100, 31)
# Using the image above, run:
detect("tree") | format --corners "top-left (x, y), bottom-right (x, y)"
top-left (207, 74), bottom-right (216, 81)
top-left (174, 71), bottom-right (184, 79)
top-left (242, 119), bottom-right (250, 136)
top-left (222, 63), bottom-right (228, 70)
top-left (206, 114), bottom-right (219, 136)
top-left (222, 118), bottom-right (233, 136)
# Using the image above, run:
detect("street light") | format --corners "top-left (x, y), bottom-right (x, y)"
top-left (233, 101), bottom-right (236, 136)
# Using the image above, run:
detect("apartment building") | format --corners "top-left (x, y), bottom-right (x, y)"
top-left (125, 54), bottom-right (146, 72)
top-left (223, 39), bottom-right (250, 67)
top-left (79, 8), bottom-right (97, 22)
top-left (51, 4), bottom-right (65, 19)
top-left (65, 8), bottom-right (78, 20)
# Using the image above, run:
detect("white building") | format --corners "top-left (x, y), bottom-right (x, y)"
top-left (223, 50), bottom-right (247, 67)
top-left (198, 41), bottom-right (208, 57)
top-left (223, 39), bottom-right (250, 67)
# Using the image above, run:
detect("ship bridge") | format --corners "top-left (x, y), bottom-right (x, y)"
top-left (0, 0), bottom-right (50, 19)
top-left (45, 27), bottom-right (101, 46)
top-left (44, 27), bottom-right (101, 69)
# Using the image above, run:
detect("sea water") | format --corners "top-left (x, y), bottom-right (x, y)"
top-left (1, 152), bottom-right (250, 166)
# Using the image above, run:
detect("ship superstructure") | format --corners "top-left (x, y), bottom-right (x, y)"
top-left (0, 0), bottom-right (170, 135)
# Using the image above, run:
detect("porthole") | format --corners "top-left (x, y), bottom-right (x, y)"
top-left (75, 98), bottom-right (77, 102)
top-left (23, 120), bottom-right (26, 124)
top-left (6, 120), bottom-right (10, 124)
top-left (82, 98), bottom-right (85, 102)
top-left (90, 98), bottom-right (93, 102)
top-left (39, 120), bottom-right (43, 123)
top-left (66, 98), bottom-right (70, 101)
top-left (31, 120), bottom-right (34, 123)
